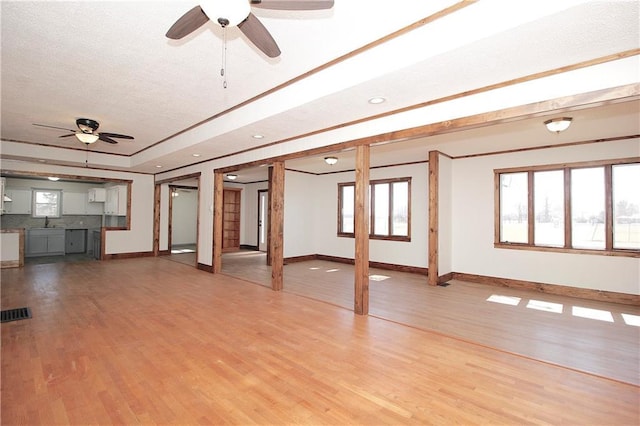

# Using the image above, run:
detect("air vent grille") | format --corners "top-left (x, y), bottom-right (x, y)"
top-left (1, 307), bottom-right (32, 323)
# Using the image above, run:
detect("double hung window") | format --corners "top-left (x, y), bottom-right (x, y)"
top-left (32, 189), bottom-right (62, 218)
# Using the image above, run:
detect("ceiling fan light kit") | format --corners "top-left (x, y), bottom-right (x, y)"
top-left (75, 133), bottom-right (99, 144)
top-left (33, 118), bottom-right (134, 146)
top-left (201, 0), bottom-right (251, 27)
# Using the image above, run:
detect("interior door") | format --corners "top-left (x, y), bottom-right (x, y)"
top-left (258, 190), bottom-right (268, 252)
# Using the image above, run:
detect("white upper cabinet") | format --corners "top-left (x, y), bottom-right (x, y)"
top-left (62, 192), bottom-right (88, 215)
top-left (105, 185), bottom-right (127, 216)
top-left (88, 188), bottom-right (106, 202)
top-left (3, 189), bottom-right (32, 214)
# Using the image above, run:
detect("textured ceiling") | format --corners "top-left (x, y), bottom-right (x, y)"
top-left (1, 0), bottom-right (638, 181)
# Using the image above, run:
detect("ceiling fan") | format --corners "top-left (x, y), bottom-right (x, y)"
top-left (166, 0), bottom-right (335, 58)
top-left (33, 118), bottom-right (134, 145)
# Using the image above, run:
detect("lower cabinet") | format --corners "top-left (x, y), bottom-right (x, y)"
top-left (25, 229), bottom-right (65, 257)
top-left (65, 229), bottom-right (87, 254)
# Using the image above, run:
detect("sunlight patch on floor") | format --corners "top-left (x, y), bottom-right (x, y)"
top-left (526, 299), bottom-right (563, 313)
top-left (621, 313), bottom-right (640, 326)
top-left (369, 274), bottom-right (390, 281)
top-left (487, 294), bottom-right (521, 306)
top-left (572, 306), bottom-right (614, 322)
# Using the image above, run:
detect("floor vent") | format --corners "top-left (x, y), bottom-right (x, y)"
top-left (438, 282), bottom-right (451, 287)
top-left (1, 307), bottom-right (32, 323)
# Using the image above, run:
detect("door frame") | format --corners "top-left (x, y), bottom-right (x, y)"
top-left (257, 189), bottom-right (269, 252)
top-left (153, 172), bottom-right (201, 268)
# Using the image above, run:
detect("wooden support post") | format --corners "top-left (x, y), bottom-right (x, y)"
top-left (270, 161), bottom-right (285, 291)
top-left (428, 151), bottom-right (439, 286)
top-left (213, 171), bottom-right (224, 273)
top-left (354, 145), bottom-right (370, 315)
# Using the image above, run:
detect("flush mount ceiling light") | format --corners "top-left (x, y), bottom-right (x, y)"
top-left (226, 174), bottom-right (237, 180)
top-left (75, 133), bottom-right (99, 144)
top-left (324, 156), bottom-right (338, 165)
top-left (544, 117), bottom-right (572, 133)
top-left (368, 96), bottom-right (386, 105)
top-left (47, 176), bottom-right (60, 181)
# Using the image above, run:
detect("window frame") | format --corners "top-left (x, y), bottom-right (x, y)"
top-left (338, 177), bottom-right (411, 242)
top-left (494, 157), bottom-right (639, 258)
top-left (32, 188), bottom-right (62, 218)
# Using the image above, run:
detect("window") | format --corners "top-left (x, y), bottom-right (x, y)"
top-left (338, 177), bottom-right (411, 241)
top-left (495, 159), bottom-right (639, 256)
top-left (32, 189), bottom-right (62, 218)
top-left (613, 163), bottom-right (640, 250)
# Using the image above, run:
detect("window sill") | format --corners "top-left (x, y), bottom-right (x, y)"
top-left (338, 233), bottom-right (411, 242)
top-left (494, 242), bottom-right (639, 258)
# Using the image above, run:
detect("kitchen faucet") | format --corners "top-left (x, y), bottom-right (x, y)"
top-left (44, 216), bottom-right (49, 228)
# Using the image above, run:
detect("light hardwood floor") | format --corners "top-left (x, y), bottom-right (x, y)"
top-left (220, 250), bottom-right (640, 386)
top-left (2, 257), bottom-right (639, 425)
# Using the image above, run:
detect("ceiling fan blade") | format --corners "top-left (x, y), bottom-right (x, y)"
top-left (98, 135), bottom-right (118, 144)
top-left (100, 132), bottom-right (134, 140)
top-left (166, 6), bottom-right (210, 39)
top-left (250, 0), bottom-right (334, 10)
top-left (58, 133), bottom-right (76, 138)
top-left (33, 123), bottom-right (75, 132)
top-left (238, 13), bottom-right (281, 58)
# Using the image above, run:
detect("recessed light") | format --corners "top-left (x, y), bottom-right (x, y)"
top-left (47, 176), bottom-right (60, 181)
top-left (252, 134), bottom-right (264, 139)
top-left (192, 153), bottom-right (201, 157)
top-left (368, 96), bottom-right (386, 104)
top-left (156, 165), bottom-right (163, 168)
top-left (38, 159), bottom-right (46, 163)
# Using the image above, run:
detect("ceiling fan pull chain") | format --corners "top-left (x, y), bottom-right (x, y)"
top-left (221, 26), bottom-right (228, 89)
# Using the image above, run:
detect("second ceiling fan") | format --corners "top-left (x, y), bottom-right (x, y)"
top-left (166, 0), bottom-right (335, 58)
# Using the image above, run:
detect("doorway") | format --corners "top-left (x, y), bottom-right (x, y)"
top-left (258, 189), bottom-right (268, 252)
top-left (169, 186), bottom-right (198, 265)
top-left (156, 173), bottom-right (200, 268)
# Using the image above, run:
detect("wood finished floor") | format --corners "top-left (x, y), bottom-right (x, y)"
top-left (1, 257), bottom-right (638, 425)
top-left (220, 251), bottom-right (640, 386)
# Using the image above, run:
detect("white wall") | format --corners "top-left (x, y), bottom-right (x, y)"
top-left (438, 154), bottom-right (453, 275)
top-left (451, 138), bottom-right (640, 295)
top-left (310, 162), bottom-right (429, 267)
top-left (284, 170), bottom-right (317, 258)
top-left (311, 169), bottom-right (355, 259)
